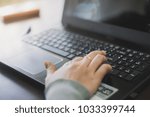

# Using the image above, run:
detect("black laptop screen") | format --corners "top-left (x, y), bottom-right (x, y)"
top-left (65, 0), bottom-right (150, 33)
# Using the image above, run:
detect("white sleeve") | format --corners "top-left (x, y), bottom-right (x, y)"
top-left (45, 79), bottom-right (90, 100)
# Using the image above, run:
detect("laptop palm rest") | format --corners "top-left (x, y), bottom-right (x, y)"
top-left (9, 49), bottom-right (63, 75)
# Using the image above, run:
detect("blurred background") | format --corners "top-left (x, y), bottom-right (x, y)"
top-left (0, 0), bottom-right (34, 6)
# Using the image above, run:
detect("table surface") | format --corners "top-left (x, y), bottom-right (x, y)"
top-left (0, 0), bottom-right (150, 100)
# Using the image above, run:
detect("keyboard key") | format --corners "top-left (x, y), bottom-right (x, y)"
top-left (128, 53), bottom-right (133, 57)
top-left (146, 54), bottom-right (150, 58)
top-left (42, 45), bottom-right (69, 57)
top-left (69, 49), bottom-right (76, 53)
top-left (135, 61), bottom-right (141, 65)
top-left (136, 63), bottom-right (149, 72)
top-left (130, 71), bottom-right (140, 78)
top-left (118, 66), bottom-right (125, 71)
top-left (135, 55), bottom-right (141, 59)
top-left (61, 42), bottom-right (68, 46)
top-left (125, 75), bottom-right (135, 81)
top-left (53, 43), bottom-right (59, 48)
top-left (118, 72), bottom-right (128, 78)
top-left (64, 47), bottom-right (70, 52)
top-left (126, 49), bottom-right (132, 53)
top-left (111, 69), bottom-right (120, 75)
top-left (67, 54), bottom-right (76, 59)
top-left (124, 69), bottom-right (132, 73)
top-left (58, 45), bottom-right (65, 50)
top-left (133, 51), bottom-right (138, 54)
top-left (122, 57), bottom-right (128, 61)
top-left (75, 51), bottom-right (82, 56)
top-left (116, 50), bottom-right (126, 55)
top-left (23, 29), bottom-right (150, 83)
top-left (130, 64), bottom-right (137, 69)
top-left (124, 62), bottom-right (130, 67)
top-left (129, 59), bottom-right (134, 63)
top-left (125, 71), bottom-right (140, 81)
top-left (139, 52), bottom-right (144, 56)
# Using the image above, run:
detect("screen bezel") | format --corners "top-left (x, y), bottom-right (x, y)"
top-left (62, 0), bottom-right (150, 49)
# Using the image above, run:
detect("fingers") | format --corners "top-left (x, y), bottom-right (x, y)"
top-left (81, 50), bottom-right (106, 66)
top-left (95, 64), bottom-right (112, 82)
top-left (89, 54), bottom-right (107, 72)
top-left (44, 61), bottom-right (57, 74)
top-left (63, 57), bottom-right (83, 67)
top-left (72, 57), bottom-right (83, 62)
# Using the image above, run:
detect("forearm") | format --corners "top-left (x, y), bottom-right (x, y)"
top-left (45, 79), bottom-right (91, 100)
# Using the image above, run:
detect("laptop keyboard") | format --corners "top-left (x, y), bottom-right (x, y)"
top-left (23, 29), bottom-right (150, 82)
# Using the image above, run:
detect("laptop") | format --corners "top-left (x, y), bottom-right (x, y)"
top-left (1, 0), bottom-right (150, 100)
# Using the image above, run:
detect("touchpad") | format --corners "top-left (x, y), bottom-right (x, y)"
top-left (9, 49), bottom-right (63, 75)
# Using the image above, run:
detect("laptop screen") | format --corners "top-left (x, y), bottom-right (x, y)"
top-left (65, 0), bottom-right (150, 33)
top-left (63, 0), bottom-right (150, 49)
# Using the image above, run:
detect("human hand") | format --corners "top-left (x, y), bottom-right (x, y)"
top-left (44, 51), bottom-right (112, 95)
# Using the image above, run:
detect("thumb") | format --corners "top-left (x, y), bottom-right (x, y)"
top-left (44, 61), bottom-right (57, 75)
